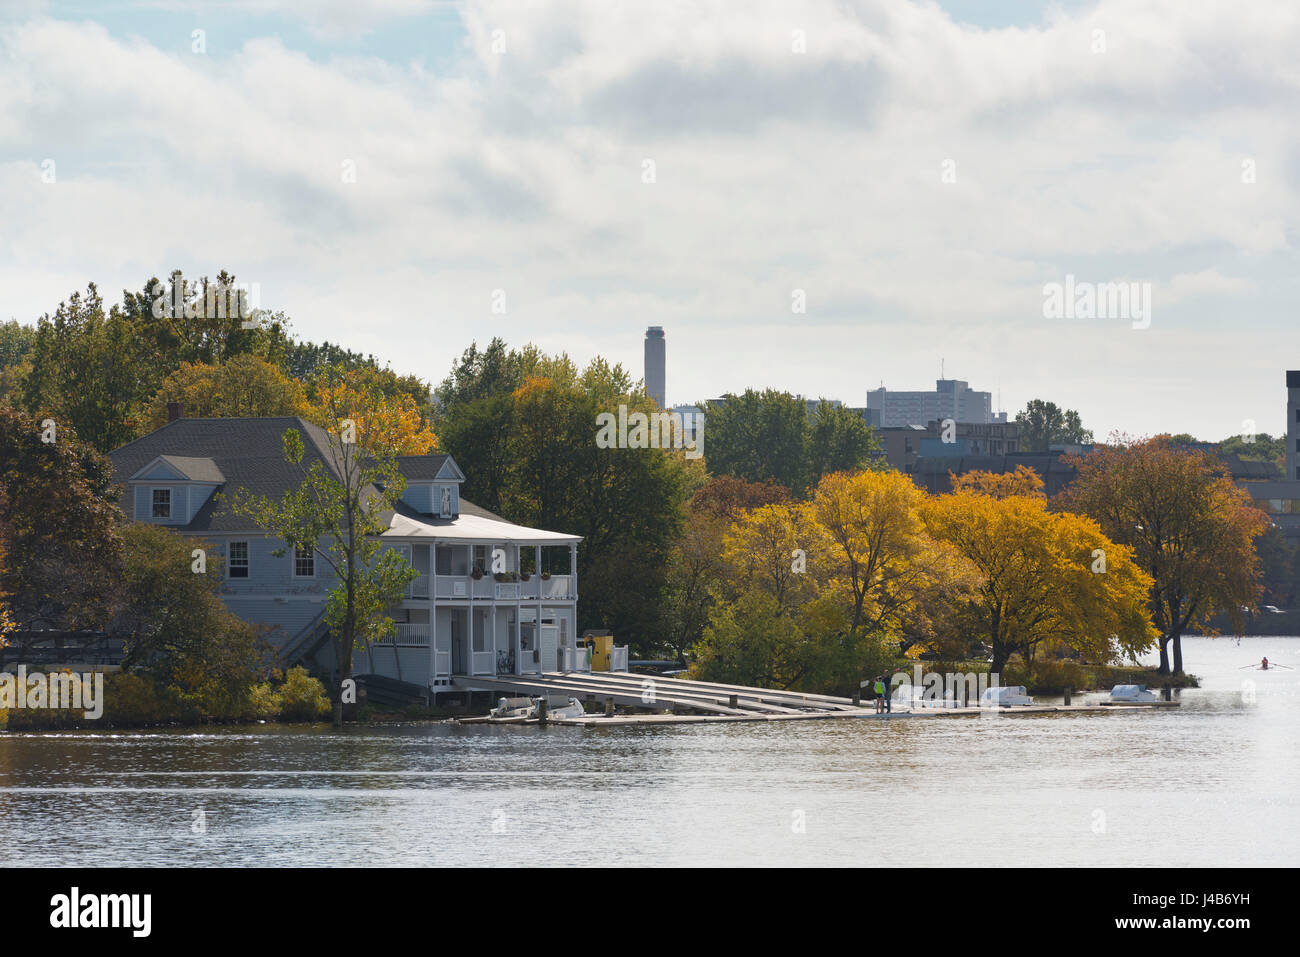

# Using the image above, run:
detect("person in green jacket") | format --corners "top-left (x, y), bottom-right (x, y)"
top-left (873, 676), bottom-right (886, 713)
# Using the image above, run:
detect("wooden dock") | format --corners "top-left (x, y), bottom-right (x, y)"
top-left (452, 671), bottom-right (1172, 726)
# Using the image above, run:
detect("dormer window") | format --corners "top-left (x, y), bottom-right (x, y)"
top-left (441, 486), bottom-right (452, 517)
top-left (152, 489), bottom-right (172, 519)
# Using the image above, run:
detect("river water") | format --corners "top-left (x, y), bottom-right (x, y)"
top-left (1, 635), bottom-right (1296, 866)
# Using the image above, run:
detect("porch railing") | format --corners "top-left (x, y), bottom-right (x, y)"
top-left (374, 623), bottom-right (431, 646)
top-left (559, 646), bottom-right (592, 673)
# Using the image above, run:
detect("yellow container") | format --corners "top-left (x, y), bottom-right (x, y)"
top-left (586, 632), bottom-right (613, 671)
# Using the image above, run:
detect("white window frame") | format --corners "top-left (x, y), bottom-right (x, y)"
top-left (440, 485), bottom-right (452, 518)
top-left (228, 540), bottom-right (250, 579)
top-left (152, 488), bottom-right (172, 519)
top-left (293, 543), bottom-right (316, 578)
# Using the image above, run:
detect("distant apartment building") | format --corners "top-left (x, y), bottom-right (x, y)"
top-left (866, 378), bottom-right (1006, 427)
top-left (875, 420), bottom-right (1021, 473)
top-left (644, 326), bottom-right (666, 409)
top-left (1233, 370), bottom-right (1300, 541)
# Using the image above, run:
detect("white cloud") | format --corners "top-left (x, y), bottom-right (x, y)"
top-left (2, 0), bottom-right (1299, 439)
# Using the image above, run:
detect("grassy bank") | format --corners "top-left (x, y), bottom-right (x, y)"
top-left (901, 658), bottom-right (1199, 695)
top-left (0, 666), bottom-right (332, 731)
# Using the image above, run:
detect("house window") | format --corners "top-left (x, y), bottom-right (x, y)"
top-left (441, 486), bottom-right (452, 517)
top-left (152, 488), bottom-right (171, 519)
top-left (473, 545), bottom-right (487, 574)
top-left (294, 543), bottom-right (315, 577)
top-left (228, 541), bottom-right (249, 578)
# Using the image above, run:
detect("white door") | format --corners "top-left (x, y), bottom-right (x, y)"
top-left (540, 624), bottom-right (559, 673)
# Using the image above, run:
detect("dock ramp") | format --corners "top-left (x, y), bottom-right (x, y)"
top-left (452, 671), bottom-right (861, 717)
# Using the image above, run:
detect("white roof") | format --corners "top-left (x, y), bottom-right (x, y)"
top-left (384, 510), bottom-right (580, 545)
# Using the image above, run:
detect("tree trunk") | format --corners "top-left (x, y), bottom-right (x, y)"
top-left (990, 640), bottom-right (1007, 676)
top-left (1157, 635), bottom-right (1171, 675)
top-left (1171, 627), bottom-right (1183, 675)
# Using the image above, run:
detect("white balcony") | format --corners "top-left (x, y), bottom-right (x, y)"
top-left (424, 575), bottom-right (574, 601)
top-left (375, 623), bottom-right (431, 646)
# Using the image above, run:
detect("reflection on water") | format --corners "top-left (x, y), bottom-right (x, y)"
top-left (1, 636), bottom-right (1296, 866)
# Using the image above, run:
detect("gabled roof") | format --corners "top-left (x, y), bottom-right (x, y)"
top-left (129, 454), bottom-right (226, 484)
top-left (109, 417), bottom-right (336, 532)
top-left (396, 454), bottom-right (463, 482)
top-left (108, 417), bottom-right (579, 543)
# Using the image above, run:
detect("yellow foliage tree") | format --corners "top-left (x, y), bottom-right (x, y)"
top-left (925, 484), bottom-right (1157, 674)
top-left (307, 365), bottom-right (437, 455)
top-left (806, 469), bottom-right (979, 645)
top-left (950, 464), bottom-right (1045, 499)
top-left (135, 354), bottom-right (311, 433)
top-left (718, 502), bottom-right (815, 613)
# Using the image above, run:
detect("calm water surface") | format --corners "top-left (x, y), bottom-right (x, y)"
top-left (2, 635), bottom-right (1296, 866)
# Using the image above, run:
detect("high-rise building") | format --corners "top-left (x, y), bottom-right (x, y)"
top-left (1288, 370), bottom-right (1300, 481)
top-left (865, 378), bottom-right (1005, 427)
top-left (644, 326), bottom-right (666, 408)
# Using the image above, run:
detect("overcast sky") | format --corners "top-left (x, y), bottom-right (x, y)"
top-left (3, 0), bottom-right (1298, 440)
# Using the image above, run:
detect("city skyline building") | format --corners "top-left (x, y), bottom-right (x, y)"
top-left (644, 326), bottom-right (666, 409)
top-left (866, 378), bottom-right (1006, 427)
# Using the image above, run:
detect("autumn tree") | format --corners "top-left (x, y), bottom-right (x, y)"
top-left (1057, 437), bottom-right (1269, 674)
top-left (805, 469), bottom-right (977, 648)
top-left (134, 354), bottom-right (311, 433)
top-left (926, 477), bottom-right (1156, 674)
top-left (231, 366), bottom-right (430, 725)
top-left (950, 464), bottom-right (1046, 499)
top-left (659, 477), bottom-right (792, 662)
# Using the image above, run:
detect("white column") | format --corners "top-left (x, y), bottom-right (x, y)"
top-left (535, 544), bottom-right (543, 671)
top-left (569, 543), bottom-right (577, 599)
top-left (429, 543), bottom-right (438, 681)
top-left (490, 604), bottom-right (497, 676)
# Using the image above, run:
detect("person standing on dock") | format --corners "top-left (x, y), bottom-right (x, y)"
top-left (881, 675), bottom-right (892, 714)
top-left (873, 676), bottom-right (886, 713)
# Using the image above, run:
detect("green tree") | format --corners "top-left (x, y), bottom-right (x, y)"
top-left (20, 273), bottom-right (290, 451)
top-left (807, 401), bottom-right (883, 487)
top-left (0, 321), bottom-right (34, 405)
top-left (0, 405), bottom-right (124, 630)
top-left (434, 342), bottom-right (692, 653)
top-left (1015, 399), bottom-right (1092, 452)
top-left (230, 367), bottom-right (422, 725)
top-left (700, 389), bottom-right (810, 491)
top-left (114, 523), bottom-right (268, 719)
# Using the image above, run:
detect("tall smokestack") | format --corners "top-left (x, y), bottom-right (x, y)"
top-left (644, 326), bottom-right (665, 409)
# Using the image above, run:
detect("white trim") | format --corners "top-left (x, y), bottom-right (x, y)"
top-left (292, 543), bottom-right (316, 578)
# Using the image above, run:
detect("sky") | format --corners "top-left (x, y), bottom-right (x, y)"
top-left (2, 0), bottom-right (1298, 440)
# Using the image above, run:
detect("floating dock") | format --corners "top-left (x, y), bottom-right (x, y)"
top-left (452, 671), bottom-right (1175, 726)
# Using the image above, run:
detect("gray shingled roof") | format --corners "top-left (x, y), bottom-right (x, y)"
top-left (395, 454), bottom-right (452, 480)
top-left (153, 455), bottom-right (226, 483)
top-left (108, 417), bottom-right (454, 533)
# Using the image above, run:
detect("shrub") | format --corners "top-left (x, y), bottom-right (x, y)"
top-left (277, 666), bottom-right (331, 721)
